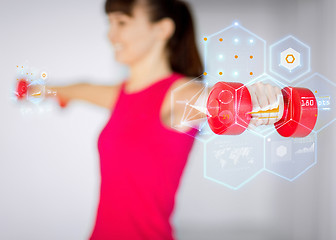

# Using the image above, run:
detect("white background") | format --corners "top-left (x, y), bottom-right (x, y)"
top-left (0, 0), bottom-right (335, 239)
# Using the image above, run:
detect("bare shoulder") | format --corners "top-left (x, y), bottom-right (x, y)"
top-left (168, 77), bottom-right (205, 96)
top-left (161, 76), bottom-right (207, 131)
top-left (103, 83), bottom-right (123, 109)
top-left (164, 76), bottom-right (206, 111)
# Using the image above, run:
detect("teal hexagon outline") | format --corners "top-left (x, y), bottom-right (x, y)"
top-left (203, 132), bottom-right (266, 190)
top-left (295, 72), bottom-right (336, 133)
top-left (264, 132), bottom-right (318, 181)
top-left (269, 35), bottom-right (311, 82)
top-left (203, 22), bottom-right (266, 81)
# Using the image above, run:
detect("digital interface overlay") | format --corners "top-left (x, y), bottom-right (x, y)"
top-left (171, 22), bottom-right (334, 190)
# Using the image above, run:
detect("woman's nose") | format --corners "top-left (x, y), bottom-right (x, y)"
top-left (107, 26), bottom-right (118, 43)
top-left (108, 30), bottom-right (115, 43)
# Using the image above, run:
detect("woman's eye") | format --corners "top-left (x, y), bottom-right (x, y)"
top-left (118, 21), bottom-right (126, 26)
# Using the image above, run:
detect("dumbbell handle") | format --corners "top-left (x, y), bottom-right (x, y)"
top-left (206, 82), bottom-right (318, 137)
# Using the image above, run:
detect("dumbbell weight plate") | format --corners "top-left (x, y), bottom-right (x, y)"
top-left (274, 87), bottom-right (318, 137)
top-left (207, 82), bottom-right (252, 135)
top-left (16, 79), bottom-right (29, 99)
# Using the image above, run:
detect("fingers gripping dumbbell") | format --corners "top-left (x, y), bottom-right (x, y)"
top-left (206, 82), bottom-right (318, 137)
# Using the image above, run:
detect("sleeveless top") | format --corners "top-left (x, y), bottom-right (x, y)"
top-left (89, 72), bottom-right (198, 240)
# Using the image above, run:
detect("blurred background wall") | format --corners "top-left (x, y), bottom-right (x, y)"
top-left (0, 0), bottom-right (335, 239)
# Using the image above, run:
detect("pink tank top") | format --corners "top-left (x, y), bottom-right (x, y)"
top-left (89, 73), bottom-right (198, 240)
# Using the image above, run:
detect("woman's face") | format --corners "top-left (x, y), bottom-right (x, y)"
top-left (107, 5), bottom-right (161, 65)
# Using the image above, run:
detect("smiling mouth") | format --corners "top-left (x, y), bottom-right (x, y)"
top-left (113, 43), bottom-right (123, 51)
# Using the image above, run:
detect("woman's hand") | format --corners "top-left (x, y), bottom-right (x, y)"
top-left (246, 82), bottom-right (284, 128)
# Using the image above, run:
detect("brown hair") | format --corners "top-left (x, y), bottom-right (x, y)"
top-left (105, 0), bottom-right (203, 78)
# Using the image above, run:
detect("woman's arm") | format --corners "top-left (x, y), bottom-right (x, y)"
top-left (165, 78), bottom-right (208, 132)
top-left (169, 79), bottom-right (283, 132)
top-left (48, 83), bottom-right (121, 109)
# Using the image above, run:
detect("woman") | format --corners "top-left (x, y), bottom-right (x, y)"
top-left (51, 0), bottom-right (281, 239)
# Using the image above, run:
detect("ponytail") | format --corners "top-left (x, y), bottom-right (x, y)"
top-left (168, 1), bottom-right (203, 78)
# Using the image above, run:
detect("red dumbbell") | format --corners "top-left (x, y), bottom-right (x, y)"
top-left (207, 82), bottom-right (318, 137)
top-left (15, 79), bottom-right (66, 107)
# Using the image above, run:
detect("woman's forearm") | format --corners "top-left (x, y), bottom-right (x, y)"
top-left (48, 83), bottom-right (120, 109)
